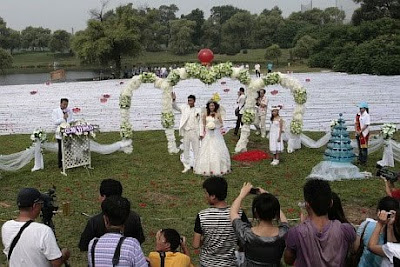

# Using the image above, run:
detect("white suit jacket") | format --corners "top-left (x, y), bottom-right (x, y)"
top-left (52, 107), bottom-right (74, 139)
top-left (172, 102), bottom-right (203, 137)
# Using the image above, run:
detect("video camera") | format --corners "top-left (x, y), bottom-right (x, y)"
top-left (377, 164), bottom-right (400, 183)
top-left (41, 187), bottom-right (58, 233)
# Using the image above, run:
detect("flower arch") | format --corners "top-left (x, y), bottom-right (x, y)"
top-left (119, 62), bottom-right (307, 154)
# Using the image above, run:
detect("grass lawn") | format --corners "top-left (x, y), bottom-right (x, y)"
top-left (8, 49), bottom-right (327, 74)
top-left (0, 130), bottom-right (394, 266)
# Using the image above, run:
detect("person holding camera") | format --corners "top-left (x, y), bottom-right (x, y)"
top-left (230, 182), bottom-right (289, 266)
top-left (368, 210), bottom-right (400, 267)
top-left (148, 228), bottom-right (194, 267)
top-left (1, 188), bottom-right (70, 267)
top-left (355, 196), bottom-right (400, 267)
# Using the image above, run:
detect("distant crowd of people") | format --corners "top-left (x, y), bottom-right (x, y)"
top-left (3, 176), bottom-right (400, 266)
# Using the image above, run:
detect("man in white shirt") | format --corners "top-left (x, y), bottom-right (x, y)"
top-left (234, 87), bottom-right (246, 136)
top-left (354, 101), bottom-right (371, 165)
top-left (172, 93), bottom-right (202, 173)
top-left (51, 98), bottom-right (74, 168)
top-left (2, 188), bottom-right (70, 267)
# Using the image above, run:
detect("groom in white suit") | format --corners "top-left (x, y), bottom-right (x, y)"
top-left (172, 93), bottom-right (202, 173)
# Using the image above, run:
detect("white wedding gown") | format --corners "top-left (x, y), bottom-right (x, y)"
top-left (194, 116), bottom-right (231, 176)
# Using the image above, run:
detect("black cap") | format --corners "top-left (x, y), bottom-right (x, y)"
top-left (17, 188), bottom-right (45, 208)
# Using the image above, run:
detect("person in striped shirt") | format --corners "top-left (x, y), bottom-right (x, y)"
top-left (193, 176), bottom-right (249, 267)
top-left (88, 196), bottom-right (148, 267)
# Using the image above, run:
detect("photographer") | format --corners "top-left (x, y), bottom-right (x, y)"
top-left (1, 188), bottom-right (70, 267)
top-left (368, 210), bottom-right (400, 267)
top-left (230, 182), bottom-right (288, 266)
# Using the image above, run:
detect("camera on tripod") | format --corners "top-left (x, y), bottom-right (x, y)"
top-left (41, 187), bottom-right (58, 233)
top-left (377, 164), bottom-right (400, 183)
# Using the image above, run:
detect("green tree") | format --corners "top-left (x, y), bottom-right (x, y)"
top-left (0, 48), bottom-right (13, 70)
top-left (265, 44), bottom-right (282, 65)
top-left (159, 4), bottom-right (179, 24)
top-left (169, 19), bottom-right (196, 55)
top-left (293, 35), bottom-right (318, 59)
top-left (49, 30), bottom-right (71, 52)
top-left (273, 20), bottom-right (311, 48)
top-left (210, 5), bottom-right (245, 24)
top-left (201, 18), bottom-right (221, 53)
top-left (252, 10), bottom-right (284, 48)
top-left (324, 7), bottom-right (346, 23)
top-left (21, 26), bottom-right (51, 50)
top-left (0, 18), bottom-right (20, 53)
top-left (352, 0), bottom-right (400, 24)
top-left (182, 8), bottom-right (205, 46)
top-left (71, 4), bottom-right (143, 77)
top-left (221, 11), bottom-right (254, 54)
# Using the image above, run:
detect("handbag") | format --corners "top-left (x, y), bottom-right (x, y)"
top-left (346, 221), bottom-right (370, 267)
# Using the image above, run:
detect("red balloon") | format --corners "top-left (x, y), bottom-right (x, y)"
top-left (198, 49), bottom-right (214, 65)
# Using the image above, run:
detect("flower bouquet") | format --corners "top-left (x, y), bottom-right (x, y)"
top-left (206, 121), bottom-right (216, 130)
top-left (263, 73), bottom-right (281, 86)
top-left (212, 62), bottom-right (233, 78)
top-left (161, 112), bottom-right (175, 129)
top-left (290, 119), bottom-right (303, 135)
top-left (381, 123), bottom-right (397, 140)
top-left (139, 72), bottom-right (156, 83)
top-left (30, 129), bottom-right (47, 143)
top-left (293, 89), bottom-right (307, 105)
top-left (242, 109), bottom-right (256, 125)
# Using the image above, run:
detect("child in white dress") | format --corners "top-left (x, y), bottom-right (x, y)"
top-left (269, 106), bottom-right (284, 165)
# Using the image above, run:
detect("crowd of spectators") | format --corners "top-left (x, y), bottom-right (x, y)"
top-left (3, 177), bottom-right (400, 266)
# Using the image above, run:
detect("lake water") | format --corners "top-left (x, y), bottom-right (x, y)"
top-left (0, 72), bottom-right (399, 135)
top-left (0, 71), bottom-right (96, 86)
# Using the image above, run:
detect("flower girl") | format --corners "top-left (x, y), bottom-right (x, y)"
top-left (269, 106), bottom-right (284, 166)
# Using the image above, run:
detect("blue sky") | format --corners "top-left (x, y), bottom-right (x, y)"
top-left (0, 0), bottom-right (359, 31)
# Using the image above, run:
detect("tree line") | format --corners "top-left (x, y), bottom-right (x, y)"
top-left (0, 0), bottom-right (399, 75)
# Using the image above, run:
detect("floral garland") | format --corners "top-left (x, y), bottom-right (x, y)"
top-left (290, 119), bottom-right (303, 135)
top-left (119, 63), bottom-right (308, 154)
top-left (57, 120), bottom-right (96, 138)
top-left (139, 72), bottom-right (156, 83)
top-left (293, 89), bottom-right (307, 105)
top-left (381, 123), bottom-right (397, 140)
top-left (30, 129), bottom-right (47, 143)
top-left (161, 112), bottom-right (174, 129)
top-left (242, 109), bottom-right (256, 125)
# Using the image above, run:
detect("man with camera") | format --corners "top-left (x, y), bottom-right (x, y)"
top-left (1, 188), bottom-right (70, 267)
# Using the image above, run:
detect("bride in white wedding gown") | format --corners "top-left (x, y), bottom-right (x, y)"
top-left (194, 101), bottom-right (231, 176)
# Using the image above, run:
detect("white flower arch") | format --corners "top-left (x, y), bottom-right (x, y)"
top-left (119, 62), bottom-right (307, 154)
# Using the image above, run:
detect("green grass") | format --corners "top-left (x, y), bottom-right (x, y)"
top-left (0, 130), bottom-right (394, 266)
top-left (7, 49), bottom-right (327, 74)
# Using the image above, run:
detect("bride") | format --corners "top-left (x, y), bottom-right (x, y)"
top-left (194, 100), bottom-right (231, 176)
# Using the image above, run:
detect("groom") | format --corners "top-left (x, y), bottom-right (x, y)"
top-left (172, 92), bottom-right (202, 173)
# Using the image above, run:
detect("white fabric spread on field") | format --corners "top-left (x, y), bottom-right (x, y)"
top-left (1, 73), bottom-right (400, 135)
top-left (307, 161), bottom-right (365, 181)
top-left (0, 146), bottom-right (35, 171)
